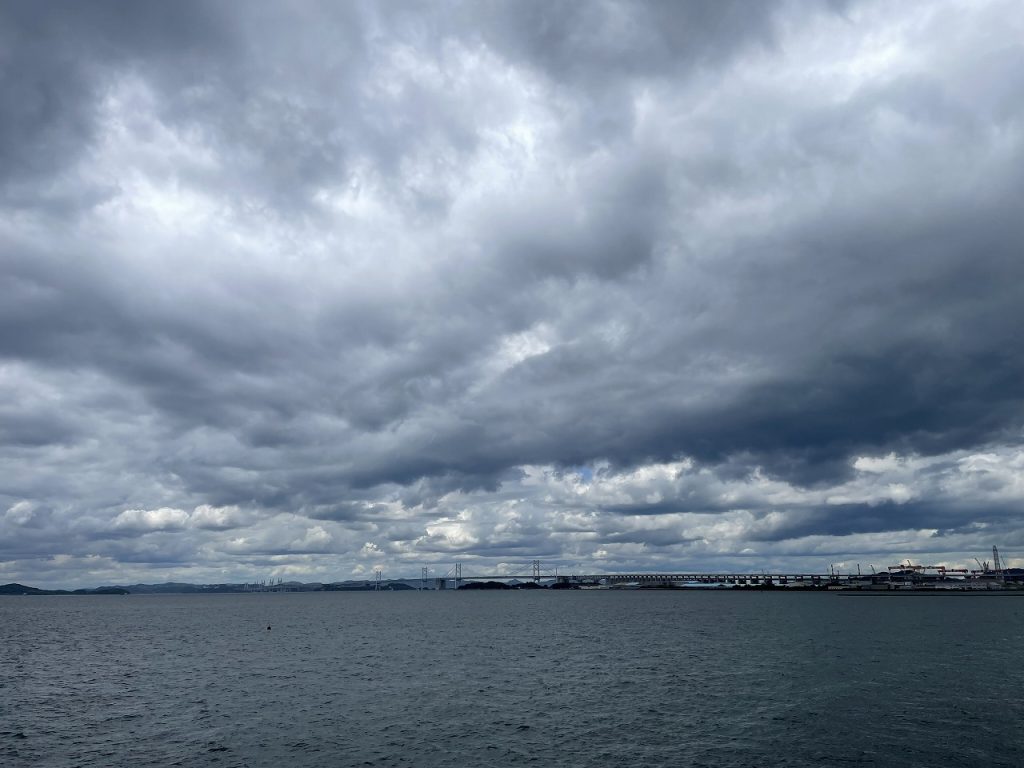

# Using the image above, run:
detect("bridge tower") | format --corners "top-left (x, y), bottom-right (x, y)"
top-left (532, 559), bottom-right (541, 583)
top-left (421, 566), bottom-right (429, 590)
top-left (455, 562), bottom-right (462, 589)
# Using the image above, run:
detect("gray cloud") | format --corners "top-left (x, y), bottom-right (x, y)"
top-left (2, 0), bottom-right (1024, 587)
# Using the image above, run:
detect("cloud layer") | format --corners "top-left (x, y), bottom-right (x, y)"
top-left (2, 0), bottom-right (1023, 586)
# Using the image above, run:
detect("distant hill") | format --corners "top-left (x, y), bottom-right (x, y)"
top-left (459, 580), bottom-right (513, 590)
top-left (323, 581), bottom-right (416, 591)
top-left (0, 583), bottom-right (129, 596)
top-left (4, 578), bottom-right (439, 595)
top-left (91, 580), bottom-right (426, 593)
top-left (103, 582), bottom-right (214, 594)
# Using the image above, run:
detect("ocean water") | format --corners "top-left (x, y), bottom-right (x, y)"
top-left (2, 590), bottom-right (1022, 768)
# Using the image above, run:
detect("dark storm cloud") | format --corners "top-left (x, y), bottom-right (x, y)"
top-left (742, 500), bottom-right (1024, 545)
top-left (470, 0), bottom-right (780, 78)
top-left (0, 1), bottom-right (232, 194)
top-left (3, 0), bottom-right (1024, 586)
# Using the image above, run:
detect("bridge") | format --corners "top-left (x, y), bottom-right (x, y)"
top-left (424, 561), bottom-right (852, 589)
top-left (568, 573), bottom-right (841, 586)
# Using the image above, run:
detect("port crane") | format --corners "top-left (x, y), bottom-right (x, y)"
top-left (972, 547), bottom-right (1007, 580)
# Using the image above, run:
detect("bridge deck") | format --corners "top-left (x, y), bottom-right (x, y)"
top-left (454, 573), bottom-right (847, 583)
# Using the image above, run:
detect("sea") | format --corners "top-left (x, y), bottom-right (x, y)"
top-left (2, 590), bottom-right (1022, 768)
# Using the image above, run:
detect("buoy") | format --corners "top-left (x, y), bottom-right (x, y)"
top-left (266, 625), bottom-right (271, 631)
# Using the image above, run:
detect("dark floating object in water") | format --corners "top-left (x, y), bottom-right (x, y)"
top-left (266, 625), bottom-right (271, 630)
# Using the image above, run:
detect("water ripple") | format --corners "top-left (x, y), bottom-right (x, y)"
top-left (2, 592), bottom-right (1022, 767)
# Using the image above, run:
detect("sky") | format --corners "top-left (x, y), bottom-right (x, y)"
top-left (2, 0), bottom-right (1024, 588)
